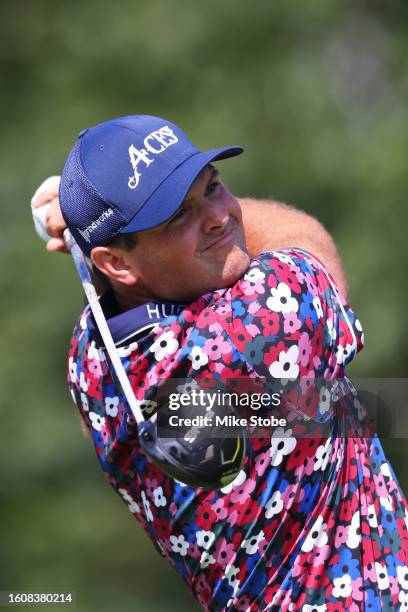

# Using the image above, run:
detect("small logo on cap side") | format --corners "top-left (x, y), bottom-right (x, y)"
top-left (128, 125), bottom-right (178, 189)
top-left (77, 208), bottom-right (114, 243)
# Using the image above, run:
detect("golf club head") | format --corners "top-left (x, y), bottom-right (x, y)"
top-left (137, 418), bottom-right (246, 490)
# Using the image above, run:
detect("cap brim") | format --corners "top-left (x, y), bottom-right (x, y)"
top-left (120, 146), bottom-right (243, 233)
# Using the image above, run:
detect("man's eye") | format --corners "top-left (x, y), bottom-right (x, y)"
top-left (206, 181), bottom-right (221, 196)
top-left (169, 207), bottom-right (187, 223)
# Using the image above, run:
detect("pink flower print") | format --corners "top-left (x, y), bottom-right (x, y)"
top-left (168, 502), bottom-right (178, 517)
top-left (241, 268), bottom-right (266, 295)
top-left (283, 311), bottom-right (302, 334)
top-left (228, 509), bottom-right (240, 526)
top-left (334, 524), bottom-right (349, 548)
top-left (387, 476), bottom-right (398, 494)
top-left (389, 575), bottom-right (400, 599)
top-left (208, 321), bottom-right (223, 335)
top-left (214, 537), bottom-right (236, 566)
top-left (254, 449), bottom-right (270, 477)
top-left (280, 483), bottom-right (299, 507)
top-left (298, 332), bottom-right (312, 367)
top-left (88, 359), bottom-right (103, 378)
top-left (100, 426), bottom-right (110, 444)
top-left (188, 542), bottom-right (202, 560)
top-left (144, 477), bottom-right (158, 499)
top-left (360, 459), bottom-right (371, 480)
top-left (324, 351), bottom-right (342, 380)
top-left (365, 560), bottom-right (377, 582)
top-left (311, 543), bottom-right (331, 564)
top-left (341, 481), bottom-right (349, 500)
top-left (214, 302), bottom-right (230, 316)
top-left (373, 472), bottom-right (388, 498)
top-left (292, 551), bottom-right (310, 577)
top-left (289, 262), bottom-right (303, 282)
top-left (146, 368), bottom-right (159, 387)
top-left (248, 301), bottom-right (262, 315)
top-left (214, 361), bottom-right (226, 374)
top-left (234, 595), bottom-right (252, 611)
top-left (302, 271), bottom-right (317, 296)
top-left (313, 354), bottom-right (321, 369)
top-left (258, 537), bottom-right (269, 556)
top-left (294, 456), bottom-right (315, 480)
top-left (212, 498), bottom-right (228, 521)
top-left (204, 336), bottom-right (231, 361)
top-left (230, 477), bottom-right (256, 504)
top-left (300, 374), bottom-right (315, 392)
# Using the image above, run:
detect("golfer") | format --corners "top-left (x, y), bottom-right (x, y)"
top-left (32, 115), bottom-right (408, 611)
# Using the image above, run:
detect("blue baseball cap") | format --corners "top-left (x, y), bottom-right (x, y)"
top-left (59, 114), bottom-right (243, 255)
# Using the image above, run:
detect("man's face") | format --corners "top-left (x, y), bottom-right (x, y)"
top-left (120, 165), bottom-right (249, 302)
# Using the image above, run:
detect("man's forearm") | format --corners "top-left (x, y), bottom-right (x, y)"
top-left (239, 198), bottom-right (348, 295)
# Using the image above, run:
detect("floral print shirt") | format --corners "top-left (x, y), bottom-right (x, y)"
top-left (68, 249), bottom-right (408, 611)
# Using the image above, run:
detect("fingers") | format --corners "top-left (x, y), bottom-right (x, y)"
top-left (32, 185), bottom-right (60, 209)
top-left (31, 176), bottom-right (61, 208)
top-left (31, 176), bottom-right (68, 249)
top-left (46, 237), bottom-right (70, 254)
top-left (45, 198), bottom-right (67, 238)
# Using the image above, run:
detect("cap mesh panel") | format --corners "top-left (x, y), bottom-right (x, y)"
top-left (60, 140), bottom-right (126, 254)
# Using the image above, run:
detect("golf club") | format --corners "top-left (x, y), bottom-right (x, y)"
top-left (64, 229), bottom-right (246, 489)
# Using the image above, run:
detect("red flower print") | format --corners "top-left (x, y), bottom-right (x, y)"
top-left (196, 502), bottom-right (217, 530)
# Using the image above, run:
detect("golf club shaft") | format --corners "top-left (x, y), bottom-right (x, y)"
top-left (63, 229), bottom-right (145, 425)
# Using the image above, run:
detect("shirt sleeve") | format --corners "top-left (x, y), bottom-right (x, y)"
top-left (215, 248), bottom-right (364, 382)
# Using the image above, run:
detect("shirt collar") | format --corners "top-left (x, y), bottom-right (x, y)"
top-left (88, 290), bottom-right (188, 347)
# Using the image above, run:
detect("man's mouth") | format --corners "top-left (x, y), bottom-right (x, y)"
top-left (203, 226), bottom-right (236, 252)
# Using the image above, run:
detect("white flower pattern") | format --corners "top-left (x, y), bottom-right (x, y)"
top-left (267, 282), bottom-right (299, 314)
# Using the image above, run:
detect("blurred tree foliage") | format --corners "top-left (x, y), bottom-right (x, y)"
top-left (1, 1), bottom-right (407, 610)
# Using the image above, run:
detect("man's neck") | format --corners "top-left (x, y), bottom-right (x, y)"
top-left (112, 283), bottom-right (152, 312)
top-left (108, 277), bottom-right (209, 312)
top-left (110, 280), bottom-right (191, 312)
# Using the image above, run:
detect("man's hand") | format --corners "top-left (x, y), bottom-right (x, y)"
top-left (31, 176), bottom-right (69, 253)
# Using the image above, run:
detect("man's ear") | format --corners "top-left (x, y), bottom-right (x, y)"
top-left (91, 246), bottom-right (139, 286)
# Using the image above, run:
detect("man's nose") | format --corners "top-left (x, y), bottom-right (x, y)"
top-left (201, 201), bottom-right (229, 233)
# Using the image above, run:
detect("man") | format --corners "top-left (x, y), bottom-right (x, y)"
top-left (32, 115), bottom-right (408, 610)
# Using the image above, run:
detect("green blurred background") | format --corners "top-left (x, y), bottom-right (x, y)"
top-left (1, 1), bottom-right (407, 610)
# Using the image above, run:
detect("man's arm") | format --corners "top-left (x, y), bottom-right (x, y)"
top-left (239, 198), bottom-right (348, 295)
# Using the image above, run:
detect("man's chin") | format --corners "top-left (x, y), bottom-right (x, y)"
top-left (219, 250), bottom-right (251, 288)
